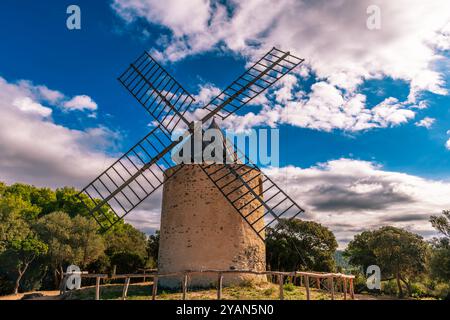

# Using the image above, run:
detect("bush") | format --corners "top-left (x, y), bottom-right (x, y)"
top-left (353, 272), bottom-right (368, 293)
top-left (263, 287), bottom-right (276, 296)
top-left (409, 282), bottom-right (427, 298)
top-left (432, 283), bottom-right (450, 300)
top-left (283, 283), bottom-right (295, 292)
top-left (382, 280), bottom-right (398, 296)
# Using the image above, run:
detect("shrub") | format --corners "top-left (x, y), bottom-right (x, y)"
top-left (382, 280), bottom-right (398, 296)
top-left (283, 283), bottom-right (295, 292)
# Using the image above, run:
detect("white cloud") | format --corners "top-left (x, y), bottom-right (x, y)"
top-left (264, 159), bottom-right (450, 246)
top-left (112, 0), bottom-right (450, 96)
top-left (12, 97), bottom-right (52, 118)
top-left (63, 94), bottom-right (98, 112)
top-left (222, 81), bottom-right (418, 132)
top-left (17, 80), bottom-right (65, 104)
top-left (0, 76), bottom-right (117, 188)
top-left (112, 0), bottom-right (449, 133)
top-left (415, 117), bottom-right (436, 128)
top-left (193, 83), bottom-right (221, 105)
top-left (446, 138), bottom-right (450, 150)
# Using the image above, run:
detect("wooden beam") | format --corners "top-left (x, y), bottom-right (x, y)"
top-left (343, 277), bottom-right (347, 300)
top-left (152, 276), bottom-right (158, 300)
top-left (329, 276), bottom-right (334, 300)
top-left (122, 277), bottom-right (130, 300)
top-left (350, 278), bottom-right (355, 300)
top-left (217, 273), bottom-right (223, 300)
top-left (95, 277), bottom-right (100, 300)
top-left (182, 273), bottom-right (188, 300)
top-left (316, 278), bottom-right (320, 289)
top-left (279, 275), bottom-right (284, 300)
top-left (305, 275), bottom-right (310, 300)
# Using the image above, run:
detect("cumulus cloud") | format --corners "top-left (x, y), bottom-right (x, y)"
top-left (446, 138), bottom-right (450, 150)
top-left (264, 158), bottom-right (450, 246)
top-left (12, 97), bottom-right (52, 118)
top-left (415, 117), bottom-right (436, 128)
top-left (0, 76), bottom-right (117, 188)
top-left (112, 0), bottom-right (450, 95)
top-left (112, 0), bottom-right (449, 133)
top-left (0, 76), bottom-right (166, 237)
top-left (63, 95), bottom-right (98, 112)
top-left (221, 81), bottom-right (419, 132)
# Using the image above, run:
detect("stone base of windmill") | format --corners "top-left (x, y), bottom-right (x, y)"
top-left (157, 164), bottom-right (267, 289)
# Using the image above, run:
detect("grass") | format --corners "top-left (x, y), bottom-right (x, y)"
top-left (67, 281), bottom-right (347, 300)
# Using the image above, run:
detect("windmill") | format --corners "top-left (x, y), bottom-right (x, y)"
top-left (78, 47), bottom-right (306, 287)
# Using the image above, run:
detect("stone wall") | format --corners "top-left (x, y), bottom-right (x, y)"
top-left (158, 164), bottom-right (266, 288)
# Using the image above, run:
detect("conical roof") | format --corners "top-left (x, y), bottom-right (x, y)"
top-left (177, 118), bottom-right (238, 164)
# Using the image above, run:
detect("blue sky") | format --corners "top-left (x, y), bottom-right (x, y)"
top-left (0, 0), bottom-right (449, 245)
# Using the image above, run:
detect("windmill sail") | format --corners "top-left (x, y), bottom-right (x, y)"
top-left (200, 132), bottom-right (305, 241)
top-left (201, 47), bottom-right (304, 121)
top-left (78, 125), bottom-right (183, 230)
top-left (118, 51), bottom-right (195, 134)
top-left (80, 47), bottom-right (306, 238)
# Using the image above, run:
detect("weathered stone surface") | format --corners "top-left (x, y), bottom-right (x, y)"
top-left (158, 164), bottom-right (266, 288)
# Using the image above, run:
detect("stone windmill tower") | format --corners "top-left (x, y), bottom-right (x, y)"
top-left (158, 119), bottom-right (266, 287)
top-left (78, 47), bottom-right (306, 288)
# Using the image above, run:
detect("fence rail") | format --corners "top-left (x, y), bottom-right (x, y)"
top-left (62, 269), bottom-right (355, 301)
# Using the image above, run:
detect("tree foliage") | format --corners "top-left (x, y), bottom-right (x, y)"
top-left (1, 236), bottom-right (48, 294)
top-left (344, 226), bottom-right (429, 297)
top-left (0, 181), bottom-right (150, 294)
top-left (429, 210), bottom-right (450, 282)
top-left (266, 218), bottom-right (338, 272)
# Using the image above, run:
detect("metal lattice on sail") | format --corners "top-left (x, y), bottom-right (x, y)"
top-left (78, 47), bottom-right (306, 239)
top-left (118, 51), bottom-right (195, 134)
top-left (202, 47), bottom-right (304, 120)
top-left (78, 126), bottom-right (182, 230)
top-left (200, 147), bottom-right (305, 241)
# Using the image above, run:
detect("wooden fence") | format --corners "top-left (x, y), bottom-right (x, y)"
top-left (62, 270), bottom-right (355, 301)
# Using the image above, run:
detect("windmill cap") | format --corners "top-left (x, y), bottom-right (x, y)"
top-left (208, 117), bottom-right (221, 131)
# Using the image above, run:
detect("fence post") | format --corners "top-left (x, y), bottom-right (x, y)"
top-left (152, 276), bottom-right (158, 301)
top-left (182, 273), bottom-right (188, 300)
top-left (217, 273), bottom-right (223, 300)
top-left (350, 278), bottom-right (355, 300)
top-left (95, 276), bottom-right (100, 300)
top-left (343, 277), bottom-right (347, 300)
top-left (316, 277), bottom-right (320, 289)
top-left (122, 277), bottom-right (131, 300)
top-left (279, 274), bottom-right (284, 300)
top-left (305, 275), bottom-right (310, 300)
top-left (329, 276), bottom-right (334, 300)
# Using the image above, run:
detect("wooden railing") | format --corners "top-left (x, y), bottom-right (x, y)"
top-left (62, 270), bottom-right (355, 300)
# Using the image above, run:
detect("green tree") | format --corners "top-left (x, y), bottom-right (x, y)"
top-left (0, 194), bottom-right (38, 251)
top-left (1, 236), bottom-right (48, 294)
top-left (34, 211), bottom-right (75, 287)
top-left (429, 210), bottom-right (450, 282)
top-left (344, 226), bottom-right (429, 297)
top-left (71, 215), bottom-right (105, 267)
top-left (266, 218), bottom-right (338, 272)
top-left (104, 224), bottom-right (147, 273)
top-left (344, 231), bottom-right (377, 271)
top-left (34, 211), bottom-right (105, 287)
top-left (146, 231), bottom-right (160, 268)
